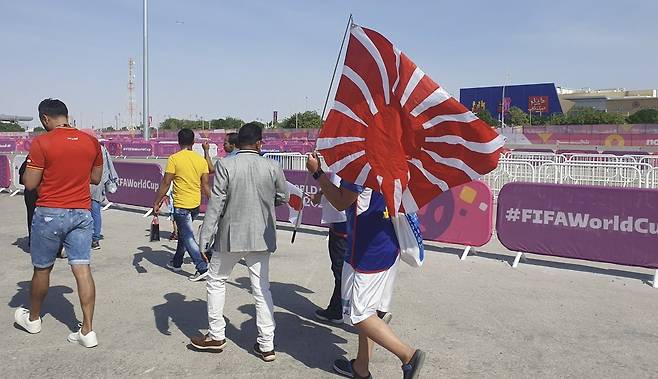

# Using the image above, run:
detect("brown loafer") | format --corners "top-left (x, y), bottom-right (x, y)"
top-left (253, 343), bottom-right (276, 362)
top-left (190, 334), bottom-right (226, 351)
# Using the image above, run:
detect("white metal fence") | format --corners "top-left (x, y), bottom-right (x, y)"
top-left (264, 152), bottom-right (328, 171)
top-left (266, 152), bottom-right (658, 198)
top-left (486, 154), bottom-right (658, 198)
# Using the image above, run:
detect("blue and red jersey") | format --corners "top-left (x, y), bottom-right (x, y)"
top-left (341, 180), bottom-right (399, 273)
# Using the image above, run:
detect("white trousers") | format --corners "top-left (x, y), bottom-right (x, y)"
top-left (206, 250), bottom-right (275, 351)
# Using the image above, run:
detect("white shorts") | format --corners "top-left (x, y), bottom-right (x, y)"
top-left (341, 257), bottom-right (399, 325)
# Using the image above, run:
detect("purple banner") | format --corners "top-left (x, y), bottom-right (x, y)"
top-left (107, 162), bottom-right (162, 208)
top-left (497, 183), bottom-right (658, 269)
top-left (154, 143), bottom-right (179, 157)
top-left (275, 170), bottom-right (323, 225)
top-left (417, 180), bottom-right (493, 246)
top-left (0, 140), bottom-right (16, 153)
top-left (0, 155), bottom-right (11, 188)
top-left (121, 143), bottom-right (154, 157)
top-left (278, 171), bottom-right (494, 246)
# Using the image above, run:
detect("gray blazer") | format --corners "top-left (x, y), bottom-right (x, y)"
top-left (199, 150), bottom-right (289, 253)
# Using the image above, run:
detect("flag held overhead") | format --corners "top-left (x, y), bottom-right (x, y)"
top-left (317, 24), bottom-right (504, 216)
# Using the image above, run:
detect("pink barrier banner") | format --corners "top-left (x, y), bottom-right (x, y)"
top-left (0, 155), bottom-right (11, 188)
top-left (154, 143), bottom-right (179, 157)
top-left (417, 180), bottom-right (494, 246)
top-left (274, 170), bottom-right (322, 225)
top-left (199, 170), bottom-right (322, 221)
top-left (121, 142), bottom-right (154, 157)
top-left (107, 162), bottom-right (162, 208)
top-left (105, 142), bottom-right (122, 156)
top-left (276, 171), bottom-right (494, 246)
top-left (497, 183), bottom-right (658, 269)
top-left (0, 140), bottom-right (16, 153)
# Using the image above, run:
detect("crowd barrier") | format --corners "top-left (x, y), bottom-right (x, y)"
top-left (0, 140), bottom-right (17, 153)
top-left (11, 155), bottom-right (26, 195)
top-left (106, 162), bottom-right (163, 212)
top-left (497, 182), bottom-right (658, 285)
top-left (485, 155), bottom-right (658, 198)
top-left (0, 155), bottom-right (11, 191)
top-left (3, 157), bottom-right (658, 286)
top-left (276, 171), bottom-right (494, 255)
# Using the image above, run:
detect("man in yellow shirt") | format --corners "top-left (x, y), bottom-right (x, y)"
top-left (153, 129), bottom-right (211, 281)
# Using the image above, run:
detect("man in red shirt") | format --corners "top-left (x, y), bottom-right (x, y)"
top-left (13, 99), bottom-right (103, 348)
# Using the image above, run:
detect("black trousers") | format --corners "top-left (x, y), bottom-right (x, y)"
top-left (327, 231), bottom-right (347, 315)
top-left (24, 190), bottom-right (38, 240)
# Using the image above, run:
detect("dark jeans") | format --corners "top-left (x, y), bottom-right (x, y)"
top-left (327, 231), bottom-right (347, 316)
top-left (172, 207), bottom-right (208, 272)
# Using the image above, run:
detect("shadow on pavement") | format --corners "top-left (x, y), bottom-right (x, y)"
top-left (152, 278), bottom-right (347, 372)
top-left (428, 245), bottom-right (653, 283)
top-left (12, 237), bottom-right (30, 254)
top-left (132, 246), bottom-right (189, 276)
top-left (152, 293), bottom-right (207, 338)
top-left (225, 304), bottom-right (347, 373)
top-left (8, 281), bottom-right (81, 332)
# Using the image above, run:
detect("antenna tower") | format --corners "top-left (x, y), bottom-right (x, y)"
top-left (128, 58), bottom-right (136, 130)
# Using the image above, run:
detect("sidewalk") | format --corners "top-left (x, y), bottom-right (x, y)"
top-left (1, 195), bottom-right (657, 378)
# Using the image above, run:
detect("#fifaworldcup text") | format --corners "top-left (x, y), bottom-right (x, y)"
top-left (505, 208), bottom-right (658, 235)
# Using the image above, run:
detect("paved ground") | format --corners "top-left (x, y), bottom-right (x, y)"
top-left (1, 195), bottom-right (658, 378)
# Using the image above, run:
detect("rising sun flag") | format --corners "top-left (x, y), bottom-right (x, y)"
top-left (317, 24), bottom-right (505, 215)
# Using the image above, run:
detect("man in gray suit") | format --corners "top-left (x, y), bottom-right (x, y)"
top-left (191, 123), bottom-right (289, 362)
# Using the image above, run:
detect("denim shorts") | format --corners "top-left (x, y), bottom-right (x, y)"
top-left (30, 207), bottom-right (93, 268)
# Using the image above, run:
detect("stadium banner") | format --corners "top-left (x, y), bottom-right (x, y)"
top-left (107, 162), bottom-right (162, 208)
top-left (497, 183), bottom-right (658, 269)
top-left (0, 140), bottom-right (16, 153)
top-left (0, 155), bottom-right (11, 189)
top-left (121, 142), bottom-right (154, 157)
top-left (417, 180), bottom-right (494, 246)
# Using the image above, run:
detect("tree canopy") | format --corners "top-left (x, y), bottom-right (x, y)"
top-left (627, 108), bottom-right (658, 124)
top-left (0, 122), bottom-right (24, 132)
top-left (279, 111), bottom-right (322, 129)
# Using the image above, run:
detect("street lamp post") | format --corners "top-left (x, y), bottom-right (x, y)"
top-left (143, 0), bottom-right (150, 140)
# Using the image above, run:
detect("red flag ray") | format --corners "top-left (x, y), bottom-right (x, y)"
top-left (318, 24), bottom-right (504, 215)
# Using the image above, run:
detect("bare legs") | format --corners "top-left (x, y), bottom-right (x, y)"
top-left (352, 314), bottom-right (415, 377)
top-left (29, 266), bottom-right (53, 321)
top-left (71, 265), bottom-right (96, 334)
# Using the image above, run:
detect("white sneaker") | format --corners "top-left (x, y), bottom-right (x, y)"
top-left (14, 307), bottom-right (41, 334)
top-left (189, 270), bottom-right (209, 282)
top-left (67, 324), bottom-right (98, 348)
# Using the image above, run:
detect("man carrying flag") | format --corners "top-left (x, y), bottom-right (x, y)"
top-left (308, 23), bottom-right (503, 378)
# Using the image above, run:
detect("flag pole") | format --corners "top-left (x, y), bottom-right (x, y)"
top-left (291, 13), bottom-right (353, 244)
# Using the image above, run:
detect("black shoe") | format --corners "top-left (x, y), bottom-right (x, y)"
top-left (402, 349), bottom-right (427, 379)
top-left (377, 310), bottom-right (393, 324)
top-left (315, 309), bottom-right (343, 324)
top-left (333, 358), bottom-right (371, 379)
top-left (91, 241), bottom-right (101, 250)
top-left (253, 343), bottom-right (276, 362)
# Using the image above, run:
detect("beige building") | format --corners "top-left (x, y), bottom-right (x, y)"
top-left (557, 87), bottom-right (658, 116)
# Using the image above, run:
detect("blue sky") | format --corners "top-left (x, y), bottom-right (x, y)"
top-left (2, 0), bottom-right (657, 129)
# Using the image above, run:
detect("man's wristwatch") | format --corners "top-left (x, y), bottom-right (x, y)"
top-left (312, 168), bottom-right (325, 180)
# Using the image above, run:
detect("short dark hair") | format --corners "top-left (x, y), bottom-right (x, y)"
top-left (178, 128), bottom-right (195, 146)
top-left (238, 123), bottom-right (262, 146)
top-left (226, 132), bottom-right (238, 146)
top-left (38, 99), bottom-right (68, 117)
